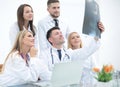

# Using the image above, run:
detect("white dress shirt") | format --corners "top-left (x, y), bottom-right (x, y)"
top-left (0, 51), bottom-right (51, 86)
top-left (38, 15), bottom-right (71, 51)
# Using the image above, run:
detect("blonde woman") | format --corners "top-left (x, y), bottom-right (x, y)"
top-left (68, 32), bottom-right (83, 49)
top-left (68, 32), bottom-right (102, 86)
top-left (0, 64), bottom-right (2, 72)
top-left (0, 30), bottom-right (51, 86)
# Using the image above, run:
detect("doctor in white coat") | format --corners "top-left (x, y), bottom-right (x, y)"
top-left (67, 27), bottom-right (104, 86)
top-left (40, 27), bottom-right (101, 71)
top-left (9, 4), bottom-right (39, 53)
top-left (0, 30), bottom-right (51, 86)
top-left (38, 0), bottom-right (71, 51)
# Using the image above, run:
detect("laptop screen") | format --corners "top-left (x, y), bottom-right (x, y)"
top-left (50, 61), bottom-right (84, 87)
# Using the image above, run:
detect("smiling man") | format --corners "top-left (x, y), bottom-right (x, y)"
top-left (38, 0), bottom-right (71, 51)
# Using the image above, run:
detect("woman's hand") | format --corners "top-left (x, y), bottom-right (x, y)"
top-left (30, 47), bottom-right (38, 57)
top-left (98, 21), bottom-right (105, 33)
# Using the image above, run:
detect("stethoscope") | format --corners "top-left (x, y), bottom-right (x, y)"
top-left (50, 48), bottom-right (70, 64)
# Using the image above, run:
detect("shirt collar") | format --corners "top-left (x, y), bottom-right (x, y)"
top-left (51, 46), bottom-right (63, 52)
top-left (47, 15), bottom-right (60, 23)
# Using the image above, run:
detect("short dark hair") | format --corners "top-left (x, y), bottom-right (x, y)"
top-left (46, 26), bottom-right (60, 42)
top-left (47, 0), bottom-right (59, 6)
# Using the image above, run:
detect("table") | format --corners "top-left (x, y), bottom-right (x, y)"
top-left (6, 78), bottom-right (120, 87)
top-left (8, 81), bottom-right (80, 87)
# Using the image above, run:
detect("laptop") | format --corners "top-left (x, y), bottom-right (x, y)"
top-left (33, 61), bottom-right (84, 87)
top-left (50, 61), bottom-right (84, 87)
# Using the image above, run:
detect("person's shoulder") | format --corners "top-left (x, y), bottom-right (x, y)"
top-left (39, 48), bottom-right (50, 58)
top-left (11, 51), bottom-right (19, 56)
top-left (58, 17), bottom-right (69, 27)
top-left (66, 48), bottom-right (73, 54)
top-left (38, 15), bottom-right (50, 24)
top-left (67, 48), bottom-right (72, 51)
top-left (10, 22), bottom-right (18, 28)
top-left (59, 17), bottom-right (67, 23)
top-left (41, 48), bottom-right (50, 54)
top-left (8, 51), bottom-right (20, 60)
top-left (10, 22), bottom-right (19, 31)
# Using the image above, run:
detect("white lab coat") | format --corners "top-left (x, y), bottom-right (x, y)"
top-left (78, 35), bottom-right (100, 85)
top-left (38, 15), bottom-right (71, 51)
top-left (0, 51), bottom-right (51, 86)
top-left (9, 22), bottom-right (39, 50)
top-left (40, 36), bottom-right (100, 71)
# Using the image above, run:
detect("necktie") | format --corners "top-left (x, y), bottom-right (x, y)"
top-left (54, 19), bottom-right (59, 27)
top-left (57, 50), bottom-right (62, 60)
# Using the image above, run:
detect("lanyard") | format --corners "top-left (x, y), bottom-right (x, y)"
top-left (20, 53), bottom-right (30, 66)
top-left (50, 48), bottom-right (70, 64)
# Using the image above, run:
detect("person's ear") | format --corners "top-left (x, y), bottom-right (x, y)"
top-left (48, 38), bottom-right (53, 44)
top-left (47, 7), bottom-right (49, 12)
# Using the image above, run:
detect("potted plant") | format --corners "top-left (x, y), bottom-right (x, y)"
top-left (93, 64), bottom-right (114, 87)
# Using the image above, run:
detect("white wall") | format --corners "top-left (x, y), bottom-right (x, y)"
top-left (0, 0), bottom-right (120, 69)
top-left (99, 0), bottom-right (120, 69)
